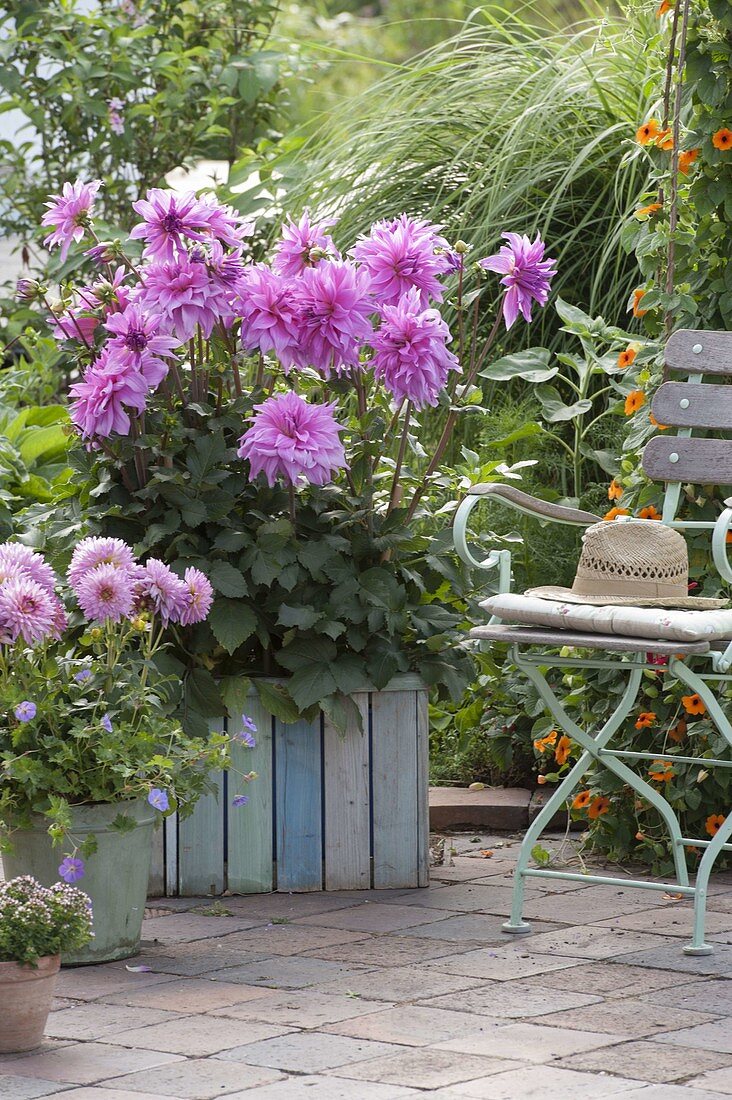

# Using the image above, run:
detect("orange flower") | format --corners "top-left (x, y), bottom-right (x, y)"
top-left (555, 734), bottom-right (572, 766)
top-left (656, 129), bottom-right (674, 151)
top-left (617, 346), bottom-right (637, 369)
top-left (656, 0), bottom-right (671, 12)
top-left (705, 813), bottom-right (726, 837)
top-left (608, 478), bottom-right (623, 501)
top-left (727, 531), bottom-right (732, 545)
top-left (712, 129), bottom-right (732, 151)
top-left (572, 790), bottom-right (592, 810)
top-left (637, 119), bottom-right (661, 145)
top-left (649, 759), bottom-right (674, 782)
top-left (537, 774), bottom-right (547, 785)
top-left (588, 795), bottom-right (611, 820)
top-left (678, 148), bottom-right (700, 174)
top-left (649, 413), bottom-right (669, 430)
top-left (631, 288), bottom-right (648, 317)
top-left (638, 505), bottom-right (662, 521)
top-left (604, 506), bottom-right (631, 521)
top-left (682, 693), bottom-right (706, 716)
top-left (625, 390), bottom-right (646, 416)
top-left (668, 718), bottom-right (687, 743)
top-left (635, 711), bottom-right (657, 729)
top-left (534, 730), bottom-right (558, 753)
top-left (635, 203), bottom-right (663, 219)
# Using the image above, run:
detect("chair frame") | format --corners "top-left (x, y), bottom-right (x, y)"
top-left (453, 329), bottom-right (732, 955)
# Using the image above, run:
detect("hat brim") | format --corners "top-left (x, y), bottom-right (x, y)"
top-left (525, 586), bottom-right (730, 611)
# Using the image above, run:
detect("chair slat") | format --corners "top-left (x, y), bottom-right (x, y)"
top-left (652, 382), bottom-right (732, 429)
top-left (666, 329), bottom-right (732, 376)
top-left (469, 625), bottom-right (712, 654)
top-left (643, 436), bottom-right (732, 483)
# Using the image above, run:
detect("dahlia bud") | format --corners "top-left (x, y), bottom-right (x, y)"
top-left (308, 247), bottom-right (327, 263)
top-left (454, 240), bottom-right (470, 254)
top-left (85, 239), bottom-right (123, 265)
top-left (16, 277), bottom-right (45, 303)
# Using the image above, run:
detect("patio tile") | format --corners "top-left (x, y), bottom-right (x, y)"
top-left (535, 959), bottom-right (702, 998)
top-left (425, 944), bottom-right (584, 981)
top-left (539, 997), bottom-right (718, 1037)
top-left (303, 934), bottom-right (475, 967)
top-left (101, 1060), bottom-right (283, 1097)
top-left (434, 1064), bottom-right (648, 1098)
top-left (316, 964), bottom-right (484, 1002)
top-left (599, 1089), bottom-right (732, 1100)
top-left (216, 1032), bottom-right (405, 1073)
top-left (44, 1004), bottom-right (182, 1041)
top-left (0, 1078), bottom-right (64, 1098)
top-left (686, 1066), bottom-right (732, 1093)
top-left (326, 1048), bottom-right (520, 1089)
top-left (101, 976), bottom-right (276, 1011)
top-left (523, 886), bottom-right (683, 923)
top-left (595, 907), bottom-right (732, 937)
top-left (422, 980), bottom-right (603, 1018)
top-left (50, 1090), bottom-right (171, 1100)
top-left (140, 914), bottom-right (263, 945)
top-left (642, 979), bottom-right (732, 1015)
top-left (231, 1075), bottom-right (420, 1098)
top-left (54, 966), bottom-right (178, 1001)
top-left (213, 956), bottom-right (373, 989)
top-left (107, 1014), bottom-right (292, 1055)
top-left (0, 1042), bottom-right (181, 1084)
top-left (394, 912), bottom-right (559, 943)
top-left (380, 883), bottom-right (517, 913)
top-left (295, 903), bottom-right (457, 933)
top-left (130, 951), bottom-right (269, 977)
top-left (655, 1020), bottom-right (732, 1054)
top-left (615, 944), bottom-right (732, 975)
top-left (433, 1020), bottom-right (621, 1061)
top-left (524, 924), bottom-right (671, 959)
top-left (222, 894), bottom-right (365, 919)
top-left (556, 1039), bottom-right (732, 1082)
top-left (206, 926), bottom-right (371, 956)
top-left (323, 1005), bottom-right (503, 1046)
top-left (211, 990), bottom-right (394, 1028)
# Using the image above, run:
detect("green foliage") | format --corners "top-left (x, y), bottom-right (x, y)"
top-left (0, 0), bottom-right (287, 244)
top-left (0, 875), bottom-right (92, 966)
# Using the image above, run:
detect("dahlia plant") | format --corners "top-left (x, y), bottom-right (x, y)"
top-left (0, 539), bottom-right (258, 875)
top-left (31, 180), bottom-right (555, 731)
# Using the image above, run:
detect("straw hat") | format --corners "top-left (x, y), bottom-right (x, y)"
top-left (527, 519), bottom-right (728, 609)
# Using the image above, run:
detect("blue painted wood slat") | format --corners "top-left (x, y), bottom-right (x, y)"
top-left (275, 716), bottom-right (323, 891)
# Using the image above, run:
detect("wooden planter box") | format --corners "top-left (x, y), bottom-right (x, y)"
top-left (148, 675), bottom-right (429, 895)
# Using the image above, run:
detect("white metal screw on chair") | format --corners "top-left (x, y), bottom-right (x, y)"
top-left (453, 329), bottom-right (732, 955)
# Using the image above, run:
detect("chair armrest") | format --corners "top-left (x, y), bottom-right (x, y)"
top-left (467, 483), bottom-right (601, 526)
top-left (712, 500), bottom-right (732, 585)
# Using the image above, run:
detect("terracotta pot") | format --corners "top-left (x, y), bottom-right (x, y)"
top-left (0, 954), bottom-right (60, 1053)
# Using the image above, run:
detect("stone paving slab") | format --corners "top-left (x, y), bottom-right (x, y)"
top-left (5, 829), bottom-right (732, 1099)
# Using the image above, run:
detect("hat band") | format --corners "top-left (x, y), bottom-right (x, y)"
top-left (571, 575), bottom-right (687, 600)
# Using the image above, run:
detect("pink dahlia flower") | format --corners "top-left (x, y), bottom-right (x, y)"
top-left (135, 559), bottom-right (189, 625)
top-left (238, 264), bottom-right (301, 367)
top-left (51, 267), bottom-right (131, 344)
top-left (289, 261), bottom-right (374, 376)
top-left (76, 563), bottom-right (135, 624)
top-left (49, 596), bottom-right (69, 640)
top-left (0, 544), bottom-right (57, 595)
top-left (69, 350), bottom-right (149, 439)
top-left (0, 577), bottom-right (57, 645)
top-left (179, 567), bottom-right (214, 626)
top-left (238, 391), bottom-right (347, 488)
top-left (105, 304), bottom-right (178, 387)
top-left (479, 232), bottom-right (557, 329)
top-left (41, 178), bottom-right (101, 261)
top-left (272, 212), bottom-right (340, 278)
top-left (130, 189), bottom-right (216, 261)
top-left (370, 288), bottom-right (460, 409)
top-left (137, 255), bottom-right (231, 342)
top-left (352, 214), bottom-right (451, 309)
top-left (198, 193), bottom-right (253, 251)
top-left (68, 537), bottom-right (136, 591)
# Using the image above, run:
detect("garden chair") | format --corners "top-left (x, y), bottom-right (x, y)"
top-left (453, 328), bottom-right (732, 955)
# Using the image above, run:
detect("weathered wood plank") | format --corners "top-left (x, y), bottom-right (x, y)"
top-left (652, 382), bottom-right (732, 429)
top-left (275, 716), bottom-right (323, 891)
top-left (470, 624), bottom-right (711, 654)
top-left (178, 717), bottom-right (225, 895)
top-left (371, 691), bottom-right (418, 889)
top-left (164, 814), bottom-right (177, 897)
top-left (227, 698), bottom-right (274, 895)
top-left (666, 329), bottom-right (732, 376)
top-left (148, 822), bottom-right (165, 897)
top-left (416, 689), bottom-right (430, 889)
top-left (323, 694), bottom-right (370, 890)
top-left (643, 436), bottom-right (732, 484)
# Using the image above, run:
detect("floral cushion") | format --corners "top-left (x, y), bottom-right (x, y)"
top-left (479, 593), bottom-right (732, 643)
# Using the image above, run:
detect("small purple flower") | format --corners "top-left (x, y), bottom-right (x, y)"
top-left (232, 794), bottom-right (249, 807)
top-left (237, 715), bottom-right (257, 747)
top-left (58, 856), bottom-right (85, 883)
top-left (479, 232), bottom-right (557, 329)
top-left (238, 391), bottom-right (347, 488)
top-left (107, 97), bottom-right (125, 135)
top-left (148, 788), bottom-right (170, 812)
top-left (74, 668), bottom-right (92, 683)
top-left (14, 701), bottom-right (36, 722)
top-left (101, 714), bottom-right (113, 733)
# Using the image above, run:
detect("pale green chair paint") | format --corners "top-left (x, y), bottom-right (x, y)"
top-left (453, 328), bottom-right (732, 956)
